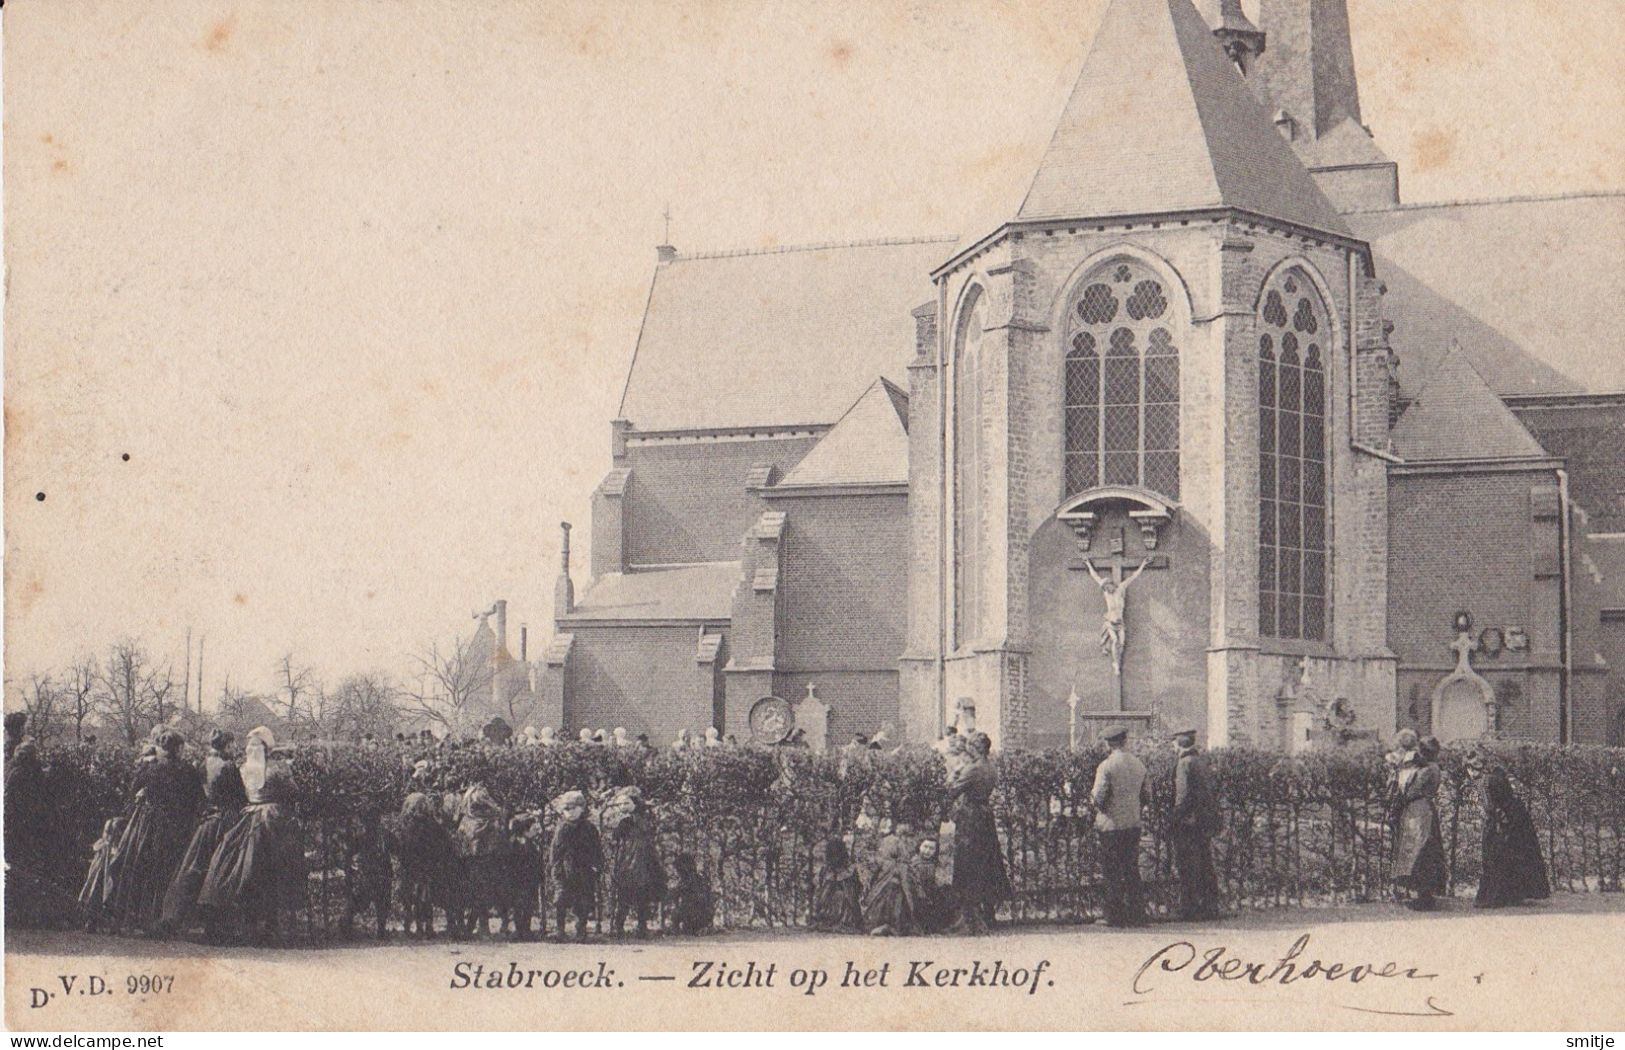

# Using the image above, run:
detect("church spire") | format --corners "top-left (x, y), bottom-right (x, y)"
top-left (1018, 0), bottom-right (1347, 237)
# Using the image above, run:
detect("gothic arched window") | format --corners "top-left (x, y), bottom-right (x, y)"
top-left (1064, 260), bottom-right (1180, 500)
top-left (954, 291), bottom-right (988, 646)
top-left (1259, 268), bottom-right (1330, 641)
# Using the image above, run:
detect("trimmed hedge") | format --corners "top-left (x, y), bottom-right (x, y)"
top-left (10, 740), bottom-right (1623, 937)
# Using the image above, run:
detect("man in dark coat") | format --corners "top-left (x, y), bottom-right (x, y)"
top-left (1169, 728), bottom-right (1222, 921)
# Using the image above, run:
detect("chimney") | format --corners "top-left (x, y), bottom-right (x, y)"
top-left (554, 522), bottom-right (576, 617)
top-left (520, 624), bottom-right (529, 662)
top-left (656, 244), bottom-right (678, 265)
top-left (494, 599), bottom-right (508, 657)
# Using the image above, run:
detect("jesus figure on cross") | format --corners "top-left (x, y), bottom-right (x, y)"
top-left (1085, 556), bottom-right (1151, 675)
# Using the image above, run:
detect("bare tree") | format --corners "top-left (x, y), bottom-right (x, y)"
top-left (64, 655), bottom-right (98, 743)
top-left (216, 678), bottom-right (276, 739)
top-left (96, 640), bottom-right (174, 744)
top-left (327, 672), bottom-right (403, 742)
top-left (405, 635), bottom-right (492, 737)
top-left (12, 672), bottom-right (65, 742)
top-left (274, 653), bottom-right (320, 738)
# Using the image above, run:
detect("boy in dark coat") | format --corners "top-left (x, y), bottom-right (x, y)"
top-left (549, 790), bottom-right (602, 942)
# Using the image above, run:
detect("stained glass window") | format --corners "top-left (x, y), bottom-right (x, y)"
top-left (954, 292), bottom-right (987, 646)
top-left (1258, 269), bottom-right (1331, 642)
top-left (1063, 260), bottom-right (1180, 499)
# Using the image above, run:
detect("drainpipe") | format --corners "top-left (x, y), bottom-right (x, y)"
top-left (937, 274), bottom-right (950, 735)
top-left (1557, 468), bottom-right (1574, 744)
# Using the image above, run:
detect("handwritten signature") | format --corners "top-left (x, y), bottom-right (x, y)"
top-left (1131, 933), bottom-right (1443, 1014)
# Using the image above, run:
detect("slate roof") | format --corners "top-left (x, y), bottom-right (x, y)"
top-left (1390, 344), bottom-right (1550, 463)
top-left (776, 378), bottom-right (910, 488)
top-left (1016, 0), bottom-right (1349, 236)
top-left (1348, 193), bottom-right (1625, 398)
top-left (566, 562), bottom-right (740, 622)
top-left (616, 238), bottom-right (952, 433)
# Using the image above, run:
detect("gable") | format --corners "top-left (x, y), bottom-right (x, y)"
top-left (616, 238), bottom-right (951, 433)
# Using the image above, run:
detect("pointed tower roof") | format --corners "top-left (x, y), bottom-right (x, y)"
top-left (1391, 343), bottom-right (1550, 462)
top-left (776, 378), bottom-right (909, 488)
top-left (1017, 0), bottom-right (1349, 237)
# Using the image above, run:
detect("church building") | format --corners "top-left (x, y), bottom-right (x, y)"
top-left (540, 0), bottom-right (1625, 751)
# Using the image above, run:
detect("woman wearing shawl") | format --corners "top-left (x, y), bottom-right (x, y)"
top-left (1389, 734), bottom-right (1447, 910)
top-left (1467, 747), bottom-right (1550, 908)
top-left (608, 786), bottom-right (664, 939)
top-left (104, 730), bottom-right (204, 934)
top-left (197, 727), bottom-right (305, 945)
top-left (811, 837), bottom-right (864, 932)
top-left (161, 730), bottom-right (248, 939)
top-left (947, 731), bottom-right (1011, 932)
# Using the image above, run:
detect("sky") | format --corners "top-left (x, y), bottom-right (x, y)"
top-left (5, 0), bottom-right (1624, 700)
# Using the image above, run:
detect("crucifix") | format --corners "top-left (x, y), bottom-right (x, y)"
top-left (1068, 525), bottom-right (1169, 711)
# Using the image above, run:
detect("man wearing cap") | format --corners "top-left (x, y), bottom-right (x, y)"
top-left (1090, 725), bottom-right (1149, 927)
top-left (1169, 728), bottom-right (1222, 921)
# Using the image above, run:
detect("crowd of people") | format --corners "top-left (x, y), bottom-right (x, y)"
top-left (1, 710), bottom-right (1555, 946)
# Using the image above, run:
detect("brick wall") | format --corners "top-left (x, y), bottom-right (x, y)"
top-left (1388, 467), bottom-right (1566, 741)
top-left (774, 493), bottom-right (909, 674)
top-left (563, 624), bottom-right (726, 742)
top-left (622, 436), bottom-right (816, 565)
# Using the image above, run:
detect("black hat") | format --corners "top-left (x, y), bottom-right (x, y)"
top-left (1100, 725), bottom-right (1129, 743)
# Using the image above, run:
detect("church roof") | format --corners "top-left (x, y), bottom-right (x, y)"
top-left (1390, 344), bottom-right (1550, 463)
top-left (566, 562), bottom-right (740, 622)
top-left (776, 378), bottom-right (909, 489)
top-left (1016, 0), bottom-right (1349, 237)
top-left (616, 238), bottom-right (952, 433)
top-left (1347, 193), bottom-right (1625, 398)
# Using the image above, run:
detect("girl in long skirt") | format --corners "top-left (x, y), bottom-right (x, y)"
top-left (811, 837), bottom-right (864, 932)
top-left (104, 732), bottom-right (204, 934)
top-left (161, 731), bottom-right (247, 939)
top-left (78, 815), bottom-right (127, 933)
top-left (197, 727), bottom-right (305, 945)
top-left (862, 834), bottom-right (916, 935)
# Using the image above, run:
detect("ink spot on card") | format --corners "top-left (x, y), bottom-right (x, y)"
top-left (35, 492), bottom-right (46, 502)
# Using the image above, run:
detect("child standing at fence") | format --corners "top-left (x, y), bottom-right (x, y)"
top-left (607, 786), bottom-right (664, 939)
top-left (549, 790), bottom-right (602, 942)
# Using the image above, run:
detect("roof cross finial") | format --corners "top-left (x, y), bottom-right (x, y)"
top-left (662, 202), bottom-right (672, 244)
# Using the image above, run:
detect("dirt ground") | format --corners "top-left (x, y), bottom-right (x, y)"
top-left (6, 893), bottom-right (1624, 1031)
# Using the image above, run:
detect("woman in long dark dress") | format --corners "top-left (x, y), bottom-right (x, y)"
top-left (1389, 735), bottom-right (1447, 911)
top-left (1468, 748), bottom-right (1550, 908)
top-left (947, 731), bottom-right (1011, 932)
top-left (161, 730), bottom-right (247, 939)
top-left (104, 731), bottom-right (204, 934)
top-left (197, 727), bottom-right (305, 945)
